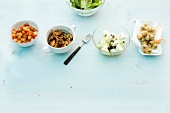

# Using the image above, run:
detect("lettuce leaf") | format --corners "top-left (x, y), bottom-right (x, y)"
top-left (70, 0), bottom-right (102, 10)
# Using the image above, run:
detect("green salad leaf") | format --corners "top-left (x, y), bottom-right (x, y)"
top-left (70, 0), bottom-right (102, 10)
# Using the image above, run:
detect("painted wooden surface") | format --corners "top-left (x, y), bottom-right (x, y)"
top-left (0, 0), bottom-right (170, 113)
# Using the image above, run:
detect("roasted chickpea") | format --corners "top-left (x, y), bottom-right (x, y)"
top-left (143, 22), bottom-right (149, 27)
top-left (145, 26), bottom-right (152, 32)
top-left (145, 35), bottom-right (150, 41)
top-left (141, 31), bottom-right (148, 37)
top-left (137, 33), bottom-right (143, 40)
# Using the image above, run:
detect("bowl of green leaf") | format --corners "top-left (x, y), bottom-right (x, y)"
top-left (65, 0), bottom-right (105, 16)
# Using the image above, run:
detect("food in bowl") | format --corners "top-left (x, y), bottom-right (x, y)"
top-left (12, 23), bottom-right (38, 43)
top-left (47, 30), bottom-right (73, 48)
top-left (98, 29), bottom-right (127, 54)
top-left (136, 22), bottom-right (166, 54)
top-left (66, 0), bottom-right (105, 16)
top-left (70, 0), bottom-right (102, 10)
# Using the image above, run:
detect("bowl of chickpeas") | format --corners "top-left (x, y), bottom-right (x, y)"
top-left (45, 25), bottom-right (76, 53)
top-left (10, 20), bottom-right (39, 47)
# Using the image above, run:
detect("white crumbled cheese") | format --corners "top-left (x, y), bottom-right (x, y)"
top-left (98, 29), bottom-right (127, 55)
top-left (98, 39), bottom-right (109, 49)
top-left (111, 40), bottom-right (118, 46)
top-left (101, 47), bottom-right (109, 53)
top-left (110, 49), bottom-right (117, 53)
top-left (103, 30), bottom-right (112, 42)
top-left (118, 33), bottom-right (127, 39)
top-left (119, 40), bottom-right (125, 46)
top-left (116, 44), bottom-right (124, 52)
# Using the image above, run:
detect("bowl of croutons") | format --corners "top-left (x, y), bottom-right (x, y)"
top-left (45, 25), bottom-right (76, 53)
top-left (10, 20), bottom-right (39, 47)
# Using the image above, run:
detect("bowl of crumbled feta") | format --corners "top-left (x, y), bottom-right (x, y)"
top-left (92, 25), bottom-right (130, 56)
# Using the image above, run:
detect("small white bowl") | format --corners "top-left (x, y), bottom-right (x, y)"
top-left (10, 20), bottom-right (39, 47)
top-left (45, 25), bottom-right (76, 53)
top-left (65, 0), bottom-right (105, 16)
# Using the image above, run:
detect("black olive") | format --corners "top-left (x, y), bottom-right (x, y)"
top-left (63, 36), bottom-right (67, 41)
top-left (110, 40), bottom-right (114, 43)
top-left (108, 46), bottom-right (113, 51)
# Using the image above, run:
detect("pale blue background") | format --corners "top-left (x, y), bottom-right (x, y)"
top-left (0, 0), bottom-right (170, 113)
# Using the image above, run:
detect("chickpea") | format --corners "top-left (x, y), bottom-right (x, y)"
top-left (145, 35), bottom-right (150, 41)
top-left (151, 27), bottom-right (156, 33)
top-left (141, 38), bottom-right (145, 42)
top-left (140, 25), bottom-right (145, 30)
top-left (150, 34), bottom-right (155, 39)
top-left (148, 44), bottom-right (152, 48)
top-left (141, 31), bottom-right (148, 37)
top-left (143, 22), bottom-right (149, 27)
top-left (142, 44), bottom-right (148, 49)
top-left (145, 26), bottom-right (152, 32)
top-left (149, 41), bottom-right (155, 46)
top-left (143, 49), bottom-right (149, 54)
top-left (151, 37), bottom-right (154, 41)
top-left (142, 41), bottom-right (147, 45)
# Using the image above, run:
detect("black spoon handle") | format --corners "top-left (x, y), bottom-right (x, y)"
top-left (64, 46), bottom-right (81, 65)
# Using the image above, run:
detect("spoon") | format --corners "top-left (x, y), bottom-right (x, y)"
top-left (64, 34), bottom-right (92, 65)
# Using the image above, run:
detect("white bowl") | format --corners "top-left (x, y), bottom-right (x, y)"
top-left (65, 0), bottom-right (105, 16)
top-left (45, 25), bottom-right (76, 53)
top-left (10, 20), bottom-right (39, 47)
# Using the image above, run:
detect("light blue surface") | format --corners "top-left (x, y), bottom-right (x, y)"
top-left (0, 0), bottom-right (170, 113)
